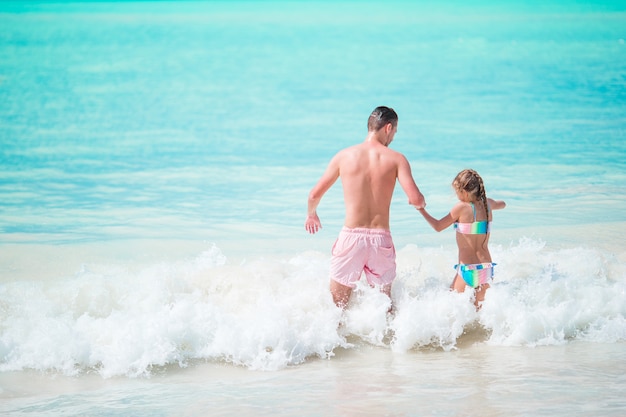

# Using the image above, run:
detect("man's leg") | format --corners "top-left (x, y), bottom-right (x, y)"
top-left (380, 283), bottom-right (394, 314)
top-left (330, 279), bottom-right (352, 309)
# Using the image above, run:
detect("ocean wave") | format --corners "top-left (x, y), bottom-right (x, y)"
top-left (0, 239), bottom-right (624, 377)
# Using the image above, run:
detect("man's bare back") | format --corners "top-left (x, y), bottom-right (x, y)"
top-left (304, 106), bottom-right (425, 309)
top-left (339, 141), bottom-right (414, 230)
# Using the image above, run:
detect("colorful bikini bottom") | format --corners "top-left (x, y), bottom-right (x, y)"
top-left (455, 263), bottom-right (496, 288)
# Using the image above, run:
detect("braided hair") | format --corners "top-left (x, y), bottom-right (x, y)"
top-left (452, 169), bottom-right (489, 220)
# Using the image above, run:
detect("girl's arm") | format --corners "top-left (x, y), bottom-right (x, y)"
top-left (488, 198), bottom-right (506, 211)
top-left (417, 207), bottom-right (456, 232)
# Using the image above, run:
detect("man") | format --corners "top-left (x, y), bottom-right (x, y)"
top-left (305, 106), bottom-right (426, 309)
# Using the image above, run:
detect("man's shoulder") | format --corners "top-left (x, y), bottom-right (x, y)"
top-left (384, 146), bottom-right (409, 163)
top-left (336, 143), bottom-right (365, 157)
top-left (339, 142), bottom-right (407, 162)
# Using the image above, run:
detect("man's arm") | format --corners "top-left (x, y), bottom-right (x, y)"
top-left (397, 155), bottom-right (426, 209)
top-left (305, 155), bottom-right (340, 234)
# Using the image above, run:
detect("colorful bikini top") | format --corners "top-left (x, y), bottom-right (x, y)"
top-left (454, 202), bottom-right (491, 234)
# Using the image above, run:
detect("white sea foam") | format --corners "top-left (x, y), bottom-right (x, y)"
top-left (1, 238), bottom-right (624, 378)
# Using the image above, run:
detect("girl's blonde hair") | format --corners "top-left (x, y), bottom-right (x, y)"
top-left (452, 169), bottom-right (489, 219)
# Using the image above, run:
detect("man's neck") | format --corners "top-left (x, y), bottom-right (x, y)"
top-left (365, 132), bottom-right (389, 147)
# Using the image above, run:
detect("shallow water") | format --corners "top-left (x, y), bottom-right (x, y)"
top-left (2, 342), bottom-right (625, 416)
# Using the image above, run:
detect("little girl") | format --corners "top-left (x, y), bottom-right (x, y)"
top-left (418, 169), bottom-right (506, 308)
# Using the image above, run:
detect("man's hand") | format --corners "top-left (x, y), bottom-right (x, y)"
top-left (305, 213), bottom-right (322, 234)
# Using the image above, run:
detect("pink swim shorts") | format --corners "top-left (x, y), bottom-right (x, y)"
top-left (329, 227), bottom-right (396, 288)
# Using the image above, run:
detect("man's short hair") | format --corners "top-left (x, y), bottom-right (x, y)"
top-left (368, 106), bottom-right (398, 131)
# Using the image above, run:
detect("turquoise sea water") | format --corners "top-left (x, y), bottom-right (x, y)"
top-left (1, 1), bottom-right (626, 416)
top-left (2, 0), bottom-right (625, 246)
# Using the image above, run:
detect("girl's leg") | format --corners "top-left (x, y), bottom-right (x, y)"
top-left (474, 283), bottom-right (490, 309)
top-left (451, 274), bottom-right (467, 293)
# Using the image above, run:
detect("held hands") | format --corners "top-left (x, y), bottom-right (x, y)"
top-left (305, 213), bottom-right (322, 234)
